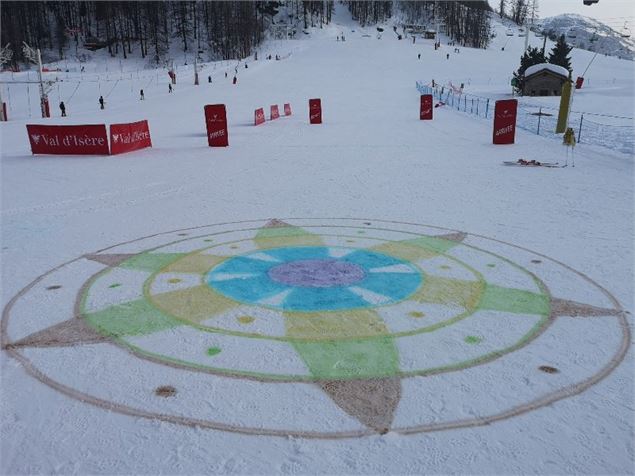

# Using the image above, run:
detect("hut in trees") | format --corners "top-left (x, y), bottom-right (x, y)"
top-left (523, 63), bottom-right (570, 96)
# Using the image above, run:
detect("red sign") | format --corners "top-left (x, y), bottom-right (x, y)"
top-left (493, 99), bottom-right (518, 145)
top-left (284, 103), bottom-right (292, 116)
top-left (575, 76), bottom-right (584, 89)
top-left (254, 108), bottom-right (265, 126)
top-left (309, 98), bottom-right (322, 124)
top-left (270, 105), bottom-right (280, 120)
top-left (420, 94), bottom-right (433, 120)
top-left (204, 104), bottom-right (229, 147)
top-left (26, 124), bottom-right (109, 155)
top-left (110, 120), bottom-right (152, 155)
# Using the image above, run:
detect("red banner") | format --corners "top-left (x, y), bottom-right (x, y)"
top-left (254, 108), bottom-right (265, 126)
top-left (284, 103), bottom-right (292, 116)
top-left (575, 76), bottom-right (584, 89)
top-left (270, 105), bottom-right (280, 120)
top-left (493, 99), bottom-right (518, 145)
top-left (204, 104), bottom-right (229, 147)
top-left (309, 98), bottom-right (322, 124)
top-left (420, 94), bottom-right (433, 120)
top-left (26, 124), bottom-right (109, 155)
top-left (110, 120), bottom-right (152, 155)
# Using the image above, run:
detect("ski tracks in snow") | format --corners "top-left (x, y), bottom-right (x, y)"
top-left (1, 182), bottom-right (186, 219)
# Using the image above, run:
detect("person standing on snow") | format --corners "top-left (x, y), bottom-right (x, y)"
top-left (140, 89), bottom-right (145, 100)
top-left (99, 96), bottom-right (104, 109)
top-left (168, 83), bottom-right (173, 93)
top-left (59, 101), bottom-right (66, 117)
top-left (232, 75), bottom-right (237, 85)
top-left (418, 53), bottom-right (421, 60)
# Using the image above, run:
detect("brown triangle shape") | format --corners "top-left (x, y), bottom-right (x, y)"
top-left (5, 318), bottom-right (108, 349)
top-left (84, 253), bottom-right (136, 267)
top-left (319, 377), bottom-right (401, 433)
top-left (435, 232), bottom-right (467, 242)
top-left (551, 298), bottom-right (622, 318)
top-left (263, 219), bottom-right (291, 228)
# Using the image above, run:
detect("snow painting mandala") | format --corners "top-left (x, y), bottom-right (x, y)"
top-left (1, 219), bottom-right (628, 438)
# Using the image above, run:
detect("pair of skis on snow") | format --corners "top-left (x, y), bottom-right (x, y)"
top-left (502, 160), bottom-right (568, 168)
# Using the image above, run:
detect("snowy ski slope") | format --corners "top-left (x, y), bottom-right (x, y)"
top-left (1, 7), bottom-right (633, 475)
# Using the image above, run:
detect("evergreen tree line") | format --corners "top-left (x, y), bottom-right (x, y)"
top-left (1, 0), bottom-right (493, 66)
top-left (395, 1), bottom-right (493, 49)
top-left (0, 1), bottom-right (335, 65)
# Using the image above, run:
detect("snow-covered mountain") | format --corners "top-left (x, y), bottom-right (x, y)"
top-left (539, 14), bottom-right (634, 60)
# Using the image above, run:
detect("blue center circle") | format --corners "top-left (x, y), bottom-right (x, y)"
top-left (206, 246), bottom-right (422, 311)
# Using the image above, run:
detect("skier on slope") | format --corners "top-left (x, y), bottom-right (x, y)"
top-left (99, 96), bottom-right (104, 109)
top-left (59, 101), bottom-right (66, 117)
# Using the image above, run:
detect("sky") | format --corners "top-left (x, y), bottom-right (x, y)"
top-left (490, 0), bottom-right (634, 29)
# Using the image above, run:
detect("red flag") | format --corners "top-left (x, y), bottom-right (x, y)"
top-left (419, 94), bottom-right (433, 120)
top-left (204, 104), bottom-right (229, 147)
top-left (493, 99), bottom-right (518, 145)
top-left (309, 98), bottom-right (322, 124)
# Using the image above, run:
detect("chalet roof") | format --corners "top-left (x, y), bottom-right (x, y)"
top-left (524, 63), bottom-right (570, 79)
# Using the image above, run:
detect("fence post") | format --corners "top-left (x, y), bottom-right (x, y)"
top-left (464, 96), bottom-right (467, 111)
top-left (537, 107), bottom-right (542, 135)
top-left (485, 99), bottom-right (489, 118)
top-left (476, 98), bottom-right (479, 116)
top-left (471, 98), bottom-right (474, 114)
top-left (578, 114), bottom-right (584, 143)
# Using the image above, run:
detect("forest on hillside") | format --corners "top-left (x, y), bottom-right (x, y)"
top-left (1, 1), bottom-right (494, 66)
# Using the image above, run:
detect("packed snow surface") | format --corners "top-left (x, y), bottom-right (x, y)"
top-left (1, 8), bottom-right (633, 475)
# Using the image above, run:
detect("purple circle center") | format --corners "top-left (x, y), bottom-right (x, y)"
top-left (268, 259), bottom-right (365, 288)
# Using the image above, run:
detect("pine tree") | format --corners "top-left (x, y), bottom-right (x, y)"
top-left (548, 34), bottom-right (573, 72)
top-left (513, 46), bottom-right (546, 92)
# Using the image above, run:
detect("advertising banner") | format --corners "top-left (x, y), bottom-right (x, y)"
top-left (270, 104), bottom-right (280, 120)
top-left (26, 124), bottom-right (109, 155)
top-left (309, 98), bottom-right (322, 124)
top-left (284, 103), bottom-right (292, 116)
top-left (420, 94), bottom-right (433, 120)
top-left (254, 108), bottom-right (265, 126)
top-left (492, 99), bottom-right (518, 145)
top-left (110, 120), bottom-right (152, 155)
top-left (575, 76), bottom-right (584, 90)
top-left (204, 104), bottom-right (229, 147)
